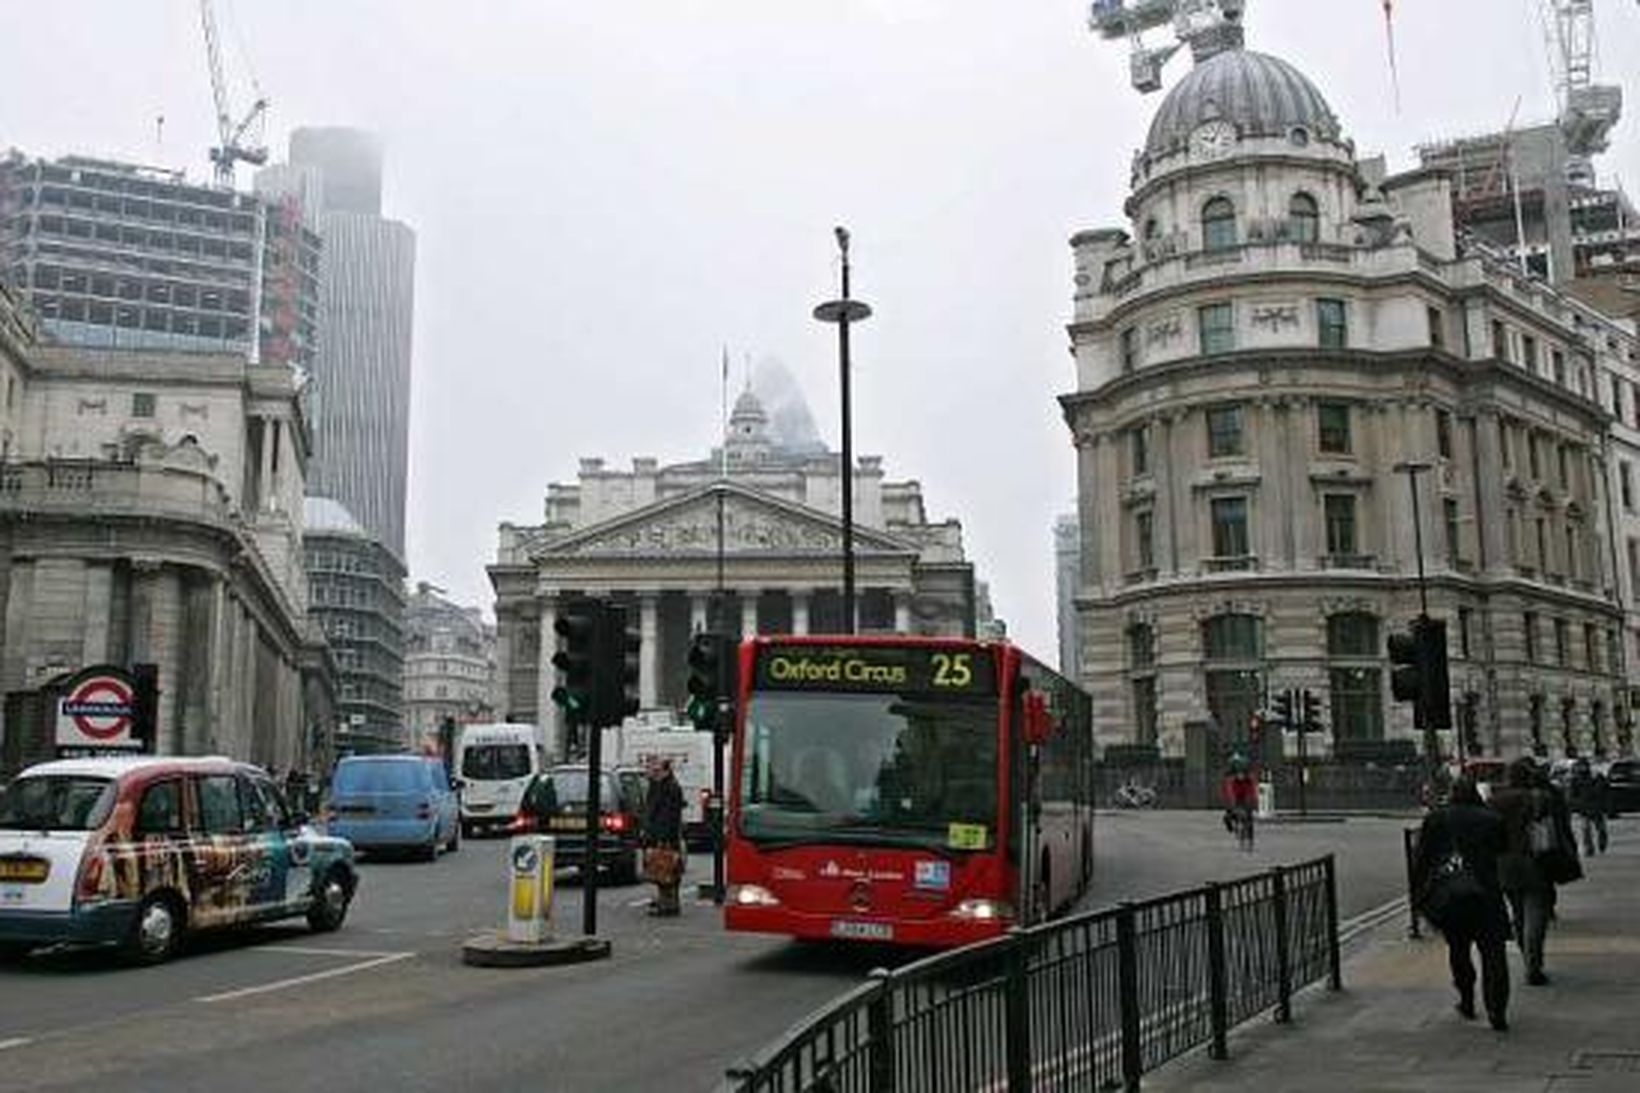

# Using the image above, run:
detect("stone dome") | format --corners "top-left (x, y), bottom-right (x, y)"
top-left (1144, 48), bottom-right (1341, 158)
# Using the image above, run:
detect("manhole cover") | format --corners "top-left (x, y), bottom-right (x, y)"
top-left (1571, 1050), bottom-right (1640, 1073)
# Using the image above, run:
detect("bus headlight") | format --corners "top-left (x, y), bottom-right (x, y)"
top-left (728, 884), bottom-right (781, 907)
top-left (948, 898), bottom-right (1013, 922)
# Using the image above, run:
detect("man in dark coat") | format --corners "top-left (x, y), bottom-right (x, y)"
top-left (642, 759), bottom-right (687, 916)
top-left (1567, 759), bottom-right (1609, 857)
top-left (1489, 757), bottom-right (1574, 985)
top-left (1412, 777), bottom-right (1511, 1030)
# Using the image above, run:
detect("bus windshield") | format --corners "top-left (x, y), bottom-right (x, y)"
top-left (739, 691), bottom-right (999, 852)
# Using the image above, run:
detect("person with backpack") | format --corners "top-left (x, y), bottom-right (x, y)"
top-left (1411, 776), bottom-right (1511, 1030)
top-left (1490, 757), bottom-right (1580, 985)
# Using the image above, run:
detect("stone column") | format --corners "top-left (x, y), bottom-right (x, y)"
top-left (791, 589), bottom-right (811, 636)
top-left (535, 596), bottom-right (561, 759)
top-left (1473, 410), bottom-right (1508, 576)
top-left (639, 592), bottom-right (660, 709)
top-left (893, 591), bottom-right (911, 633)
top-left (258, 416), bottom-right (276, 511)
top-left (690, 594), bottom-right (710, 634)
top-left (742, 593), bottom-right (760, 638)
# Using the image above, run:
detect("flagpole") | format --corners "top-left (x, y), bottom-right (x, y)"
top-left (715, 346), bottom-right (728, 634)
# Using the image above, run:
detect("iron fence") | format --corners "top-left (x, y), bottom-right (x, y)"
top-left (722, 855), bottom-right (1342, 1093)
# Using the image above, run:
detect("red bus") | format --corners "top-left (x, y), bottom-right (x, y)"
top-left (723, 635), bottom-right (1094, 948)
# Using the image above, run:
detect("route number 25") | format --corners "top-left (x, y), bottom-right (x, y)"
top-left (930, 653), bottom-right (973, 688)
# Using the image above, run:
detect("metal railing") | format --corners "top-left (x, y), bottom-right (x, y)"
top-left (723, 856), bottom-right (1342, 1093)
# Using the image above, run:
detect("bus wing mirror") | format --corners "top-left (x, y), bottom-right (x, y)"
top-left (1023, 693), bottom-right (1053, 746)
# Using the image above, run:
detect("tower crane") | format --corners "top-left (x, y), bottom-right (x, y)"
top-left (1088, 0), bottom-right (1246, 93)
top-left (200, 0), bottom-right (269, 186)
top-left (1539, 0), bottom-right (1623, 173)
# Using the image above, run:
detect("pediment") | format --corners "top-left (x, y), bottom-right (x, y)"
top-left (534, 483), bottom-right (916, 559)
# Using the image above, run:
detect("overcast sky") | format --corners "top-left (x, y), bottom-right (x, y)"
top-left (5, 1), bottom-right (1639, 657)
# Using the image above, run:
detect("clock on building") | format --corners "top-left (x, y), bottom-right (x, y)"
top-left (1190, 120), bottom-right (1238, 158)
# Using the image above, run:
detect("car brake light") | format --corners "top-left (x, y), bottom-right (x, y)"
top-left (601, 813), bottom-right (629, 833)
top-left (509, 813), bottom-right (532, 833)
top-left (75, 847), bottom-right (107, 903)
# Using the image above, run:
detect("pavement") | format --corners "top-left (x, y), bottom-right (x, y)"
top-left (1147, 818), bottom-right (1640, 1093)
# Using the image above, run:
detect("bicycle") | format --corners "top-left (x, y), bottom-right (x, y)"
top-left (1224, 804), bottom-right (1255, 851)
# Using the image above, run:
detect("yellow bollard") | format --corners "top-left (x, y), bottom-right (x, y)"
top-left (507, 835), bottom-right (556, 943)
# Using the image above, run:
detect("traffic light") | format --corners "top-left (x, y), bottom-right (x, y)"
top-left (1387, 616), bottom-right (1452, 730)
top-left (1271, 689), bottom-right (1295, 732)
top-left (552, 603), bottom-right (598, 726)
top-left (686, 632), bottom-right (723, 733)
top-left (594, 604), bottom-right (641, 727)
top-left (1300, 688), bottom-right (1321, 735)
top-left (131, 662), bottom-right (159, 751)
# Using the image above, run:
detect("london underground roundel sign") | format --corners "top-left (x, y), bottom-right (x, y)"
top-left (56, 666), bottom-right (141, 751)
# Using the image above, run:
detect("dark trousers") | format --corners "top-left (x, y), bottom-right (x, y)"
top-left (1445, 923), bottom-right (1509, 1021)
top-left (1506, 889), bottom-right (1549, 975)
top-left (1579, 812), bottom-right (1608, 856)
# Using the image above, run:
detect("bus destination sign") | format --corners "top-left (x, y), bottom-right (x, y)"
top-left (754, 645), bottom-right (997, 696)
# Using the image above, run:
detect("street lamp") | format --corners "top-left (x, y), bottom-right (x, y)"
top-left (814, 227), bottom-right (872, 634)
top-left (1392, 459), bottom-right (1439, 773)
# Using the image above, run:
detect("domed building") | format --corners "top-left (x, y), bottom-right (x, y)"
top-left (1061, 21), bottom-right (1635, 766)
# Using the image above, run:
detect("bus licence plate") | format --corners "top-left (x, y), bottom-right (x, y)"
top-left (830, 920), bottom-right (893, 941)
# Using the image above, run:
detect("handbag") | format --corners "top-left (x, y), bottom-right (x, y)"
top-left (1421, 850), bottom-right (1486, 930)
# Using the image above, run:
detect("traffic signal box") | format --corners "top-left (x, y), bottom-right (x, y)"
top-left (1300, 689), bottom-right (1321, 735)
top-left (686, 632), bottom-right (738, 741)
top-left (1271, 689), bottom-right (1295, 732)
top-left (1387, 616), bottom-right (1452, 731)
top-left (131, 662), bottom-right (159, 751)
top-left (594, 605), bottom-right (641, 728)
top-left (552, 605), bottom-right (598, 729)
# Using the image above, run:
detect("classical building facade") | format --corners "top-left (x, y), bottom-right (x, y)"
top-left (1061, 28), bottom-right (1635, 761)
top-left (491, 389), bottom-right (982, 758)
top-left (402, 581), bottom-right (498, 745)
top-left (0, 280), bottom-right (322, 776)
top-left (304, 496), bottom-right (406, 754)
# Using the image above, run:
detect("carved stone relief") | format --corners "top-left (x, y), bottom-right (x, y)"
top-left (559, 496), bottom-right (894, 556)
top-left (1250, 304), bottom-right (1300, 331)
top-left (1146, 313), bottom-right (1182, 347)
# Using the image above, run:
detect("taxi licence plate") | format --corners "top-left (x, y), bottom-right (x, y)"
top-left (830, 920), bottom-right (893, 941)
top-left (548, 816), bottom-right (586, 831)
top-left (0, 858), bottom-right (49, 883)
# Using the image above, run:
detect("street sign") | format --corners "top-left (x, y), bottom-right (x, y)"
top-left (55, 665), bottom-right (141, 751)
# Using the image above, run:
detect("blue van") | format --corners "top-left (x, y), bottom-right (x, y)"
top-left (326, 757), bottom-right (460, 860)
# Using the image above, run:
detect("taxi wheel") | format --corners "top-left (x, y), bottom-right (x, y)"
top-left (307, 869), bottom-right (353, 932)
top-left (447, 823), bottom-right (461, 853)
top-left (125, 894), bottom-right (184, 965)
top-left (0, 942), bottom-right (32, 963)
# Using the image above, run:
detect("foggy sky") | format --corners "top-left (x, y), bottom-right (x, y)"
top-left (4, 0), bottom-right (1639, 658)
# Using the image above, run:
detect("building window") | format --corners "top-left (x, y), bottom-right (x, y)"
top-left (1628, 537), bottom-right (1639, 590)
top-left (1330, 667), bottom-right (1384, 742)
top-left (132, 392), bottom-right (156, 418)
top-left (1427, 306), bottom-right (1445, 349)
top-left (1317, 401), bottom-right (1351, 454)
top-left (1120, 326), bottom-right (1139, 373)
top-left (1202, 197), bottom-right (1237, 251)
top-left (1622, 462), bottom-right (1634, 511)
top-left (1499, 419), bottom-right (1512, 469)
top-left (1132, 677), bottom-right (1158, 748)
top-left (1128, 623), bottom-right (1155, 669)
top-left (1135, 510), bottom-right (1155, 570)
top-left (1458, 607), bottom-right (1473, 659)
top-left (1528, 433), bottom-right (1542, 479)
top-left (1586, 623), bottom-right (1601, 673)
top-left (1554, 618), bottom-right (1568, 666)
top-left (1323, 494), bottom-right (1357, 556)
top-left (1289, 192), bottom-right (1319, 242)
top-left (1203, 614), bottom-right (1261, 660)
top-left (1565, 525), bottom-right (1578, 580)
top-left (1536, 518), bottom-right (1549, 572)
top-left (1130, 425), bottom-right (1150, 475)
top-left (1557, 444), bottom-right (1569, 489)
top-left (1326, 612), bottom-right (1379, 657)
top-left (1524, 613), bottom-right (1538, 663)
top-left (1444, 498), bottom-right (1460, 563)
top-left (1206, 403), bottom-right (1244, 457)
top-left (1198, 302), bottom-right (1235, 354)
top-left (1210, 496), bottom-right (1249, 558)
top-left (1552, 350), bottom-right (1566, 386)
top-left (1317, 298), bottom-right (1347, 349)
top-left (1436, 410), bottom-right (1453, 459)
top-left (1493, 321), bottom-right (1509, 361)
top-left (1522, 335), bottom-right (1538, 373)
top-left (1529, 694), bottom-right (1545, 751)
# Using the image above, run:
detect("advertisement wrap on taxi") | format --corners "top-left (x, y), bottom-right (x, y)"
top-left (724, 636), bottom-right (1093, 949)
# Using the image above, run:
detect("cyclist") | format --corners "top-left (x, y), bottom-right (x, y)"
top-left (1222, 754), bottom-right (1258, 851)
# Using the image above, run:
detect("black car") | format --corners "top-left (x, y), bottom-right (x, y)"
top-left (513, 766), bottom-right (641, 883)
top-left (1605, 759), bottom-right (1640, 817)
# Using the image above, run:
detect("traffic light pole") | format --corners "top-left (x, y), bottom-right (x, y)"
top-left (1296, 690), bottom-right (1309, 819)
top-left (1394, 460), bottom-right (1438, 777)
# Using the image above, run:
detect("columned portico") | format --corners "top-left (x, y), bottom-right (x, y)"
top-left (791, 589), bottom-right (810, 636)
top-left (639, 592), bottom-right (660, 708)
top-left (536, 594), bottom-right (560, 757)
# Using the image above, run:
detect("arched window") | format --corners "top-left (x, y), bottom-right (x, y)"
top-left (1143, 217), bottom-right (1162, 240)
top-left (1289, 192), bottom-right (1319, 243)
top-left (1202, 197), bottom-right (1237, 251)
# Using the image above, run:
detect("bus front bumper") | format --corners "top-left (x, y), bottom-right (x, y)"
top-left (723, 904), bottom-right (1009, 948)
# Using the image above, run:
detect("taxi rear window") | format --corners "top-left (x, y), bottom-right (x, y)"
top-left (0, 776), bottom-right (116, 831)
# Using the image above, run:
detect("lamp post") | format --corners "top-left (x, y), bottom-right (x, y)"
top-left (814, 227), bottom-right (872, 634)
top-left (1393, 459), bottom-right (1437, 773)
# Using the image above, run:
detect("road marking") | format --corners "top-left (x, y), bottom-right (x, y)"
top-left (267, 945), bottom-right (408, 958)
top-left (1339, 895), bottom-right (1410, 944)
top-left (0, 1038), bottom-right (34, 1052)
top-left (195, 951), bottom-right (414, 1004)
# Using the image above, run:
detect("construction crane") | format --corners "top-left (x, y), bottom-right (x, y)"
top-left (1088, 0), bottom-right (1246, 93)
top-left (1538, 0), bottom-right (1622, 174)
top-left (200, 0), bottom-right (268, 187)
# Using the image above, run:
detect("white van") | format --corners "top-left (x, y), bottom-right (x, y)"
top-left (454, 723), bottom-right (546, 836)
top-left (604, 722), bottom-right (715, 847)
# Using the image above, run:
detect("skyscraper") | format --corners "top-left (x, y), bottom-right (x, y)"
top-left (263, 128), bottom-right (415, 561)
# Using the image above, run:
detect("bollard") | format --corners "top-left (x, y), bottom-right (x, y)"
top-left (507, 834), bottom-right (555, 944)
top-left (1402, 827), bottom-right (1421, 940)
